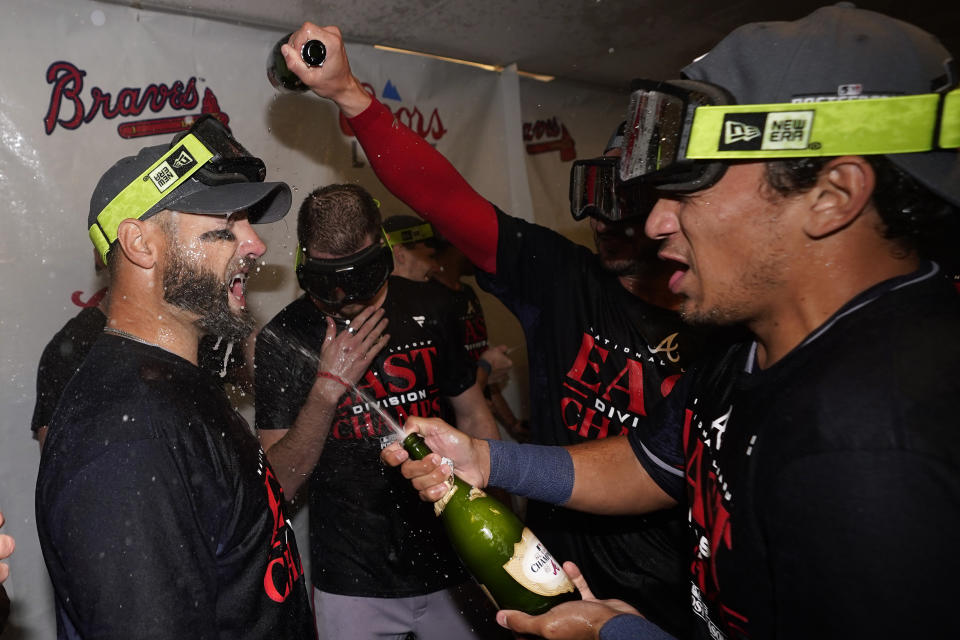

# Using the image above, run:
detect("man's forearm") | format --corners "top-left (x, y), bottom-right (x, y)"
top-left (487, 436), bottom-right (677, 515)
top-left (262, 386), bottom-right (342, 498)
top-left (450, 384), bottom-right (500, 442)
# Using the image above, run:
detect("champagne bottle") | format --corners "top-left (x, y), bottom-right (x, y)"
top-left (403, 433), bottom-right (576, 614)
top-left (266, 33), bottom-right (327, 92)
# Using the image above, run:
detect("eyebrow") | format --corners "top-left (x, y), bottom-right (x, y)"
top-left (198, 224), bottom-right (235, 242)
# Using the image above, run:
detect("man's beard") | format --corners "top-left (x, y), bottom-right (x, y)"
top-left (162, 242), bottom-right (255, 342)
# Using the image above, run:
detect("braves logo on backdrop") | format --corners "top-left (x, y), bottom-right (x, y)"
top-left (260, 452), bottom-right (304, 602)
top-left (561, 327), bottom-right (682, 439)
top-left (339, 80), bottom-right (448, 142)
top-left (43, 60), bottom-right (230, 138)
top-left (523, 116), bottom-right (576, 161)
top-left (331, 341), bottom-right (445, 440)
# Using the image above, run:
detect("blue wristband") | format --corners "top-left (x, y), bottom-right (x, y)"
top-left (487, 439), bottom-right (574, 505)
top-left (599, 614), bottom-right (677, 640)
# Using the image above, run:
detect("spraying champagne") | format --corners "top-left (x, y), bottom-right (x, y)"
top-left (402, 433), bottom-right (576, 615)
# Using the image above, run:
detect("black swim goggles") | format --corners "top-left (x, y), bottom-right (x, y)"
top-left (168, 115), bottom-right (267, 185)
top-left (296, 240), bottom-right (394, 308)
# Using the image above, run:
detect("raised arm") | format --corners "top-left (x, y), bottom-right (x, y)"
top-left (281, 23), bottom-right (500, 274)
top-left (257, 305), bottom-right (388, 497)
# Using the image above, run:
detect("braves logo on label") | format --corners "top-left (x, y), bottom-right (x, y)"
top-left (561, 328), bottom-right (683, 439)
top-left (332, 342), bottom-right (445, 440)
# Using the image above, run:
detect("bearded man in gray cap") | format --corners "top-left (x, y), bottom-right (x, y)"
top-left (356, 4), bottom-right (959, 639)
top-left (36, 116), bottom-right (315, 640)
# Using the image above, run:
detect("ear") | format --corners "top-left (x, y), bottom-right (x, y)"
top-left (803, 156), bottom-right (875, 239)
top-left (115, 218), bottom-right (162, 269)
top-left (391, 244), bottom-right (409, 266)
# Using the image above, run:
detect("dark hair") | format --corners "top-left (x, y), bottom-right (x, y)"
top-left (297, 183), bottom-right (381, 255)
top-left (764, 156), bottom-right (959, 260)
top-left (105, 242), bottom-right (121, 278)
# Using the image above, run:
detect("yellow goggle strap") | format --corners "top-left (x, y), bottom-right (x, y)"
top-left (89, 134), bottom-right (215, 263)
top-left (685, 89), bottom-right (960, 160)
top-left (383, 222), bottom-right (434, 249)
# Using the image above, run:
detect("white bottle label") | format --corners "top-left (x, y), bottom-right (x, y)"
top-left (502, 528), bottom-right (575, 597)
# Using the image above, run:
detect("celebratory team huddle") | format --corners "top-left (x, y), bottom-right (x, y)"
top-left (20, 5), bottom-right (960, 640)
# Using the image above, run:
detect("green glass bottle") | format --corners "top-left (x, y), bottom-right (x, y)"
top-left (403, 433), bottom-right (576, 614)
top-left (266, 33), bottom-right (327, 92)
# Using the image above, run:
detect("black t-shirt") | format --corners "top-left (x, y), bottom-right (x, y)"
top-left (476, 210), bottom-right (713, 637)
top-left (36, 335), bottom-right (314, 640)
top-left (32, 305), bottom-right (247, 434)
top-left (31, 306), bottom-right (106, 432)
top-left (255, 277), bottom-right (476, 597)
top-left (449, 283), bottom-right (489, 363)
top-left (631, 263), bottom-right (960, 639)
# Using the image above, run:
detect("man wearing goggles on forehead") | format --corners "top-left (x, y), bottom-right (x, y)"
top-left (254, 184), bottom-right (505, 640)
top-left (280, 22), bottom-right (718, 638)
top-left (379, 6), bottom-right (960, 640)
top-left (36, 116), bottom-right (315, 639)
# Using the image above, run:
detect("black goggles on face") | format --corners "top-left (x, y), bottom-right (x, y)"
top-left (295, 241), bottom-right (394, 307)
top-left (569, 157), bottom-right (661, 223)
top-left (618, 78), bottom-right (960, 193)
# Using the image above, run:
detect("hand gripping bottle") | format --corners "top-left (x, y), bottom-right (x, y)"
top-left (267, 33), bottom-right (327, 92)
top-left (403, 433), bottom-right (576, 614)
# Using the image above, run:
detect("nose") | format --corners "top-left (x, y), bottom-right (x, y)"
top-left (644, 198), bottom-right (679, 241)
top-left (235, 219), bottom-right (267, 259)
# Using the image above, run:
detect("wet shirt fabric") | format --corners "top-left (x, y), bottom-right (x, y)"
top-left (449, 283), bottom-right (488, 363)
top-left (32, 305), bottom-right (246, 436)
top-left (476, 210), bottom-right (711, 638)
top-left (255, 277), bottom-right (476, 597)
top-left (31, 306), bottom-right (106, 433)
top-left (631, 263), bottom-right (960, 639)
top-left (36, 335), bottom-right (314, 640)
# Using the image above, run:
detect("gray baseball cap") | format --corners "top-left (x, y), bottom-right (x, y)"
top-left (88, 135), bottom-right (291, 258)
top-left (87, 116), bottom-right (292, 262)
top-left (682, 3), bottom-right (960, 206)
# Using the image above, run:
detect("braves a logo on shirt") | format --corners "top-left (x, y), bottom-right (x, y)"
top-left (561, 328), bottom-right (683, 439)
top-left (332, 340), bottom-right (445, 439)
top-left (260, 454), bottom-right (304, 602)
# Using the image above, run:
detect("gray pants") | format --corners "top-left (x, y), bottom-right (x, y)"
top-left (312, 583), bottom-right (512, 640)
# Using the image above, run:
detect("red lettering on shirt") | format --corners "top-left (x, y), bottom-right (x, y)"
top-left (601, 359), bottom-right (646, 416)
top-left (565, 334), bottom-right (609, 393)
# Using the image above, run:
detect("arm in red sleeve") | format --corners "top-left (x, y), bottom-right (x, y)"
top-left (347, 98), bottom-right (499, 275)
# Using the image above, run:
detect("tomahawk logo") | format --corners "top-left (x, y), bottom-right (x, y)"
top-left (723, 120), bottom-right (762, 144)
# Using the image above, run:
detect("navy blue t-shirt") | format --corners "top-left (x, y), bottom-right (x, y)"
top-left (631, 263), bottom-right (960, 639)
